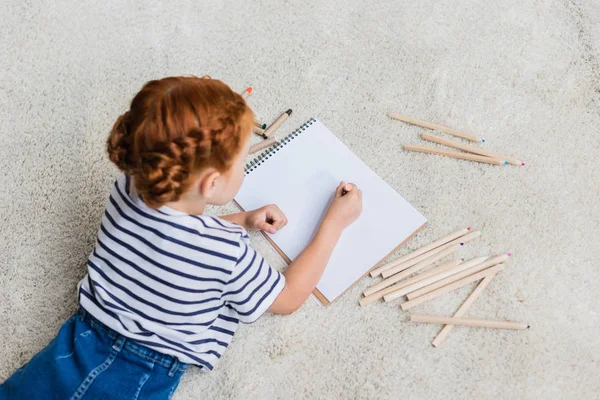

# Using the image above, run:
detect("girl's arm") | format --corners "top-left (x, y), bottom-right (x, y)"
top-left (220, 205), bottom-right (288, 234)
top-left (269, 182), bottom-right (362, 314)
top-left (219, 212), bottom-right (248, 228)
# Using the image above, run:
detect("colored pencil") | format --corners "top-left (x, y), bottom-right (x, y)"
top-left (403, 144), bottom-right (507, 165)
top-left (389, 112), bottom-right (484, 142)
top-left (400, 263), bottom-right (506, 311)
top-left (405, 253), bottom-right (509, 300)
top-left (363, 244), bottom-right (462, 297)
top-left (263, 109), bottom-right (292, 138)
top-left (381, 230), bottom-right (481, 279)
top-left (358, 259), bottom-right (462, 307)
top-left (432, 273), bottom-right (497, 347)
top-left (252, 125), bottom-right (265, 136)
top-left (249, 137), bottom-right (277, 155)
top-left (383, 256), bottom-right (488, 302)
top-left (410, 315), bottom-right (529, 330)
top-left (370, 227), bottom-right (471, 277)
top-left (421, 133), bottom-right (523, 166)
top-left (241, 87), bottom-right (252, 99)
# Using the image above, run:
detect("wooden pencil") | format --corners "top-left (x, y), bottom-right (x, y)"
top-left (389, 112), bottom-right (484, 142)
top-left (263, 109), bottom-right (292, 138)
top-left (400, 263), bottom-right (507, 311)
top-left (381, 230), bottom-right (480, 279)
top-left (403, 144), bottom-right (507, 165)
top-left (421, 133), bottom-right (523, 166)
top-left (383, 256), bottom-right (488, 302)
top-left (252, 125), bottom-right (265, 136)
top-left (405, 254), bottom-right (509, 300)
top-left (241, 87), bottom-right (252, 99)
top-left (370, 227), bottom-right (471, 277)
top-left (377, 239), bottom-right (462, 281)
top-left (358, 259), bottom-right (462, 307)
top-left (432, 273), bottom-right (497, 347)
top-left (363, 244), bottom-right (462, 297)
top-left (410, 315), bottom-right (529, 330)
top-left (248, 137), bottom-right (277, 155)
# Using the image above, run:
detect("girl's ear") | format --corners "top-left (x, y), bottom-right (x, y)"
top-left (199, 170), bottom-right (221, 199)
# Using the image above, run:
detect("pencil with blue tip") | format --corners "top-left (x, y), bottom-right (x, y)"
top-left (389, 112), bottom-right (485, 142)
top-left (421, 133), bottom-right (524, 166)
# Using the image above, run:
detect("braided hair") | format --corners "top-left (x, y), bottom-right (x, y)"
top-left (106, 76), bottom-right (253, 208)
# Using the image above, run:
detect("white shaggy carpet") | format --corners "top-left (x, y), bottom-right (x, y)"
top-left (1, 1), bottom-right (599, 399)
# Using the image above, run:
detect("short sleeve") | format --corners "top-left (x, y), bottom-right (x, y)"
top-left (222, 239), bottom-right (286, 323)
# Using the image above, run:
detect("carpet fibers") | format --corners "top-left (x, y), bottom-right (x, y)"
top-left (1, 1), bottom-right (599, 399)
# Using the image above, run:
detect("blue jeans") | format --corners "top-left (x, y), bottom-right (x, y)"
top-left (0, 307), bottom-right (189, 400)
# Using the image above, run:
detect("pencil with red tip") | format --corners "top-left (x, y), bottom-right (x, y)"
top-left (241, 87), bottom-right (252, 99)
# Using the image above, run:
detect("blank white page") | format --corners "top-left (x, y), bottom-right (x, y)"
top-left (235, 119), bottom-right (426, 303)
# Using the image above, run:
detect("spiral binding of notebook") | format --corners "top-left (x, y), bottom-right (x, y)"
top-left (244, 117), bottom-right (316, 175)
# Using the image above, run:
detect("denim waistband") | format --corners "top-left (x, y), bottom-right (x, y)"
top-left (77, 307), bottom-right (189, 373)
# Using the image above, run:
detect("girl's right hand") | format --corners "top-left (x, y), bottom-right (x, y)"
top-left (323, 181), bottom-right (363, 230)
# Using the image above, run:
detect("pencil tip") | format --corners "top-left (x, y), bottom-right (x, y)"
top-left (521, 162), bottom-right (525, 166)
top-left (482, 138), bottom-right (486, 143)
top-left (527, 325), bottom-right (530, 329)
top-left (246, 87), bottom-right (252, 93)
top-left (480, 229), bottom-right (484, 233)
top-left (286, 109), bottom-right (293, 116)
top-left (467, 227), bottom-right (471, 230)
top-left (460, 243), bottom-right (464, 246)
top-left (504, 161), bottom-right (509, 165)
top-left (507, 252), bottom-right (512, 257)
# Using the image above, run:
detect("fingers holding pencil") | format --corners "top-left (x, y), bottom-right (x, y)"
top-left (326, 182), bottom-right (362, 229)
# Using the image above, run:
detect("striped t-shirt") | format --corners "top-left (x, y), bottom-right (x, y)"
top-left (77, 174), bottom-right (285, 370)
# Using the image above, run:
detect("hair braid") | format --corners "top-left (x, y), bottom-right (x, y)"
top-left (105, 76), bottom-right (253, 208)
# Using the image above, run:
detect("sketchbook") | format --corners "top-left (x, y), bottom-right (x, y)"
top-left (234, 118), bottom-right (427, 305)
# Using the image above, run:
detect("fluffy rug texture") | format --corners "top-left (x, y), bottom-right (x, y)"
top-left (1, 1), bottom-right (599, 399)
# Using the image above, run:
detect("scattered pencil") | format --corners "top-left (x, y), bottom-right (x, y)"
top-left (254, 120), bottom-right (267, 129)
top-left (252, 125), bottom-right (265, 136)
top-left (432, 273), bottom-right (497, 347)
top-left (403, 144), bottom-right (508, 165)
top-left (405, 253), bottom-right (510, 300)
top-left (363, 222), bottom-right (526, 344)
top-left (249, 137), bottom-right (277, 155)
top-left (383, 256), bottom-right (489, 303)
top-left (401, 262), bottom-right (507, 310)
top-left (410, 315), bottom-right (529, 331)
top-left (241, 87), bottom-right (252, 99)
top-left (363, 244), bottom-right (462, 298)
top-left (359, 259), bottom-right (462, 307)
top-left (370, 227), bottom-right (471, 277)
top-left (381, 230), bottom-right (481, 279)
top-left (389, 112), bottom-right (485, 142)
top-left (421, 133), bottom-right (523, 166)
top-left (263, 109), bottom-right (292, 138)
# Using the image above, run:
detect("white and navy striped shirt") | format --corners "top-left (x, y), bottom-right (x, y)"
top-left (78, 174), bottom-right (285, 370)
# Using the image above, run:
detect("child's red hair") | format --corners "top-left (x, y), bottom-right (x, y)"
top-left (107, 76), bottom-right (253, 208)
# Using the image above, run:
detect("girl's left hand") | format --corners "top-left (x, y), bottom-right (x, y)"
top-left (245, 204), bottom-right (288, 234)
